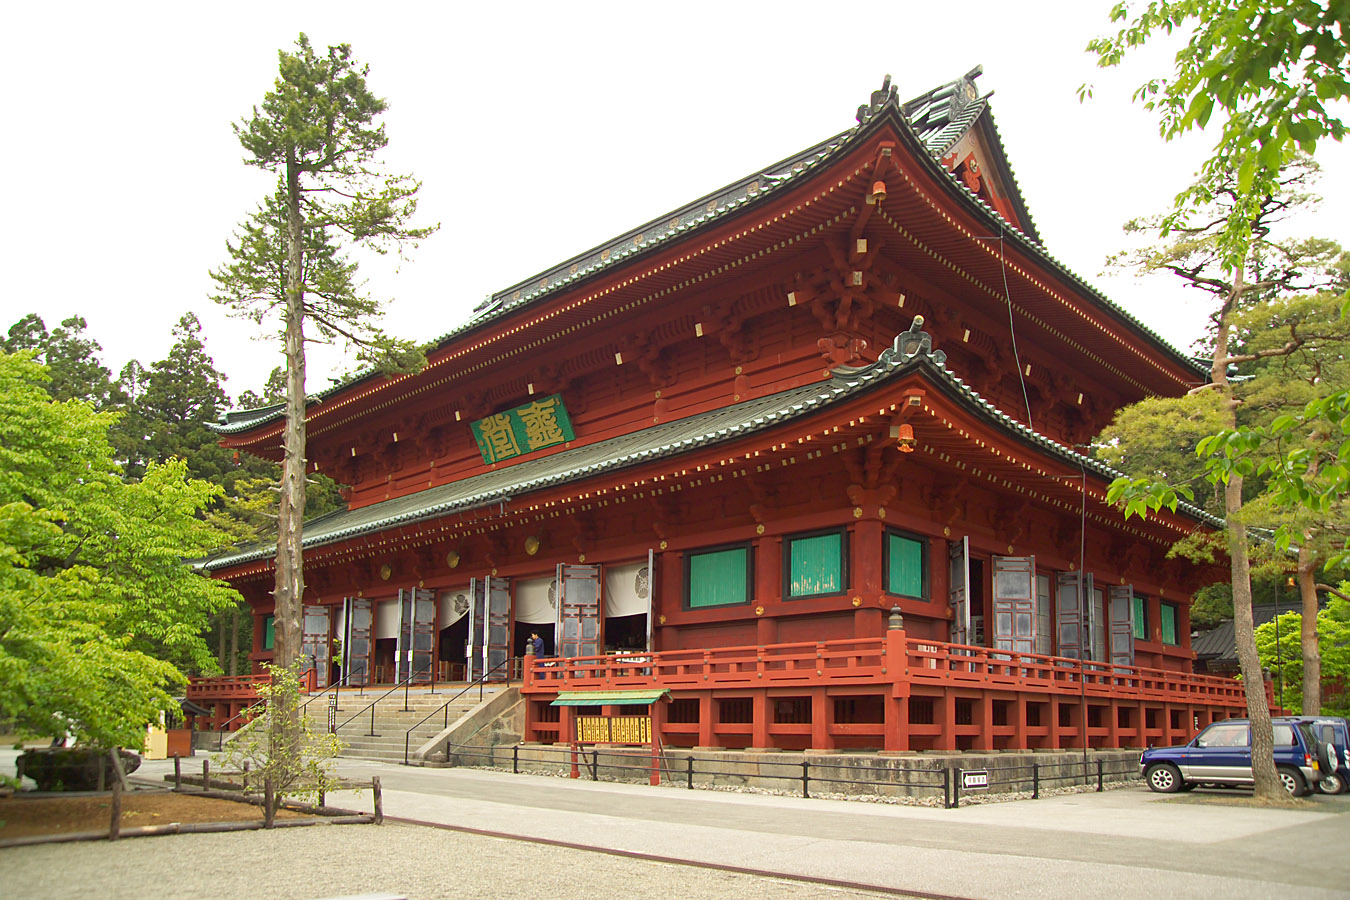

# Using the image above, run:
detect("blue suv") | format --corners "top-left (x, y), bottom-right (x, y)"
top-left (1289, 715), bottom-right (1350, 794)
top-left (1140, 718), bottom-right (1326, 796)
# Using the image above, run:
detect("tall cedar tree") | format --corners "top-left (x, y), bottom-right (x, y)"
top-left (2, 314), bottom-right (125, 411)
top-left (1104, 161), bottom-right (1343, 800)
top-left (211, 36), bottom-right (434, 741)
top-left (1088, 1), bottom-right (1350, 802)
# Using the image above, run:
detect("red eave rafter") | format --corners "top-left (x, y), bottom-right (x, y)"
top-left (212, 367), bottom-right (1203, 587)
top-left (873, 147), bottom-right (1197, 395)
top-left (220, 137), bottom-right (908, 454)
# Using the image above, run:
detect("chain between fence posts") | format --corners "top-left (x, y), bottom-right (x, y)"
top-left (801, 760), bottom-right (810, 799)
top-left (952, 768), bottom-right (961, 809)
top-left (1096, 759), bottom-right (1104, 792)
top-left (687, 755), bottom-right (694, 790)
top-left (1033, 763), bottom-right (1039, 800)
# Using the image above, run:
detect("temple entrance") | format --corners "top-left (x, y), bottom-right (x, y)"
top-left (373, 637), bottom-right (397, 684)
top-left (603, 553), bottom-right (654, 652)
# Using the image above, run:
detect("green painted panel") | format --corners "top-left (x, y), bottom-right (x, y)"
top-left (689, 547), bottom-right (748, 608)
top-left (1161, 603), bottom-right (1178, 646)
top-left (470, 393), bottom-right (576, 464)
top-left (1132, 595), bottom-right (1147, 640)
top-left (551, 690), bottom-right (668, 707)
top-left (887, 534), bottom-right (924, 597)
top-left (789, 533), bottom-right (842, 597)
top-left (263, 615), bottom-right (275, 651)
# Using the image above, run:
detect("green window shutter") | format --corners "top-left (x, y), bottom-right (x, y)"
top-left (1160, 603), bottom-right (1178, 646)
top-left (788, 532), bottom-right (842, 597)
top-left (263, 615), bottom-right (275, 651)
top-left (887, 533), bottom-right (924, 597)
top-left (689, 548), bottom-right (748, 608)
top-left (1132, 595), bottom-right (1147, 640)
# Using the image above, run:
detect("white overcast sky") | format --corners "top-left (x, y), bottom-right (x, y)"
top-left (3, 1), bottom-right (1348, 404)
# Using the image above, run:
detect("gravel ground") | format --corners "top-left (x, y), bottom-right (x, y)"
top-left (0, 821), bottom-right (908, 900)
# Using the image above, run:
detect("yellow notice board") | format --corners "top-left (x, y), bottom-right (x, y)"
top-left (576, 715), bottom-right (652, 744)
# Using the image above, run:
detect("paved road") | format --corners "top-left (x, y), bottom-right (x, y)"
top-left (5, 750), bottom-right (1349, 899)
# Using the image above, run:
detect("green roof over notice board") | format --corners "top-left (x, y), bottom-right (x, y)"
top-left (550, 690), bottom-right (669, 707)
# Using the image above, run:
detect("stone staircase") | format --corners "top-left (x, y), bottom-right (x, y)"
top-left (302, 685), bottom-right (505, 764)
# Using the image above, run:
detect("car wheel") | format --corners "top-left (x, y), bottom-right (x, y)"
top-left (1315, 741), bottom-right (1336, 774)
top-left (1317, 772), bottom-right (1346, 795)
top-left (1278, 766), bottom-right (1310, 797)
top-left (1145, 763), bottom-right (1183, 793)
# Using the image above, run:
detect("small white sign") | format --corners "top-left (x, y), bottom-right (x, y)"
top-left (962, 770), bottom-right (989, 790)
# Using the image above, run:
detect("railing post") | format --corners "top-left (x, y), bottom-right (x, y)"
top-left (173, 756), bottom-right (182, 792)
top-left (590, 749), bottom-right (599, 781)
top-left (1033, 763), bottom-right (1039, 800)
top-left (369, 698), bottom-right (377, 737)
top-left (953, 768), bottom-right (961, 809)
top-left (513, 744), bottom-right (520, 774)
top-left (687, 755), bottom-right (694, 790)
top-left (943, 767), bottom-right (951, 809)
top-left (404, 670), bottom-right (411, 712)
top-left (801, 760), bottom-right (810, 799)
top-left (1097, 758), bottom-right (1104, 792)
top-left (202, 758), bottom-right (211, 792)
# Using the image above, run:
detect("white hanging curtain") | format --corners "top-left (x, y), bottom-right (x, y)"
top-left (514, 575), bottom-right (557, 625)
top-left (604, 561), bottom-right (650, 618)
top-left (438, 586), bottom-right (471, 627)
top-left (375, 597), bottom-right (400, 639)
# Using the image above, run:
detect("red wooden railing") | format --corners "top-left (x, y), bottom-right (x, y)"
top-left (523, 634), bottom-right (1244, 706)
top-left (186, 672), bottom-right (274, 702)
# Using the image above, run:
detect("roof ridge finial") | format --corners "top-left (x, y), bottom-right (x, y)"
top-left (892, 315), bottom-right (946, 365)
top-left (856, 74), bottom-right (899, 125)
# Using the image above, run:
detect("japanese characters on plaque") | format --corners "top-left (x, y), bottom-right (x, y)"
top-left (575, 715), bottom-right (652, 744)
top-left (470, 394), bottom-right (575, 464)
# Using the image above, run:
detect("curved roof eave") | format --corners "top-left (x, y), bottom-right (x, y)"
top-left (203, 322), bottom-right (1218, 573)
top-left (210, 78), bottom-right (1206, 439)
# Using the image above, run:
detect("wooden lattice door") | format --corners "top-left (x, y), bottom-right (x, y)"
top-left (557, 563), bottom-right (602, 659)
top-left (300, 605), bottom-right (331, 689)
top-left (343, 597), bottom-right (373, 687)
top-left (991, 556), bottom-right (1036, 655)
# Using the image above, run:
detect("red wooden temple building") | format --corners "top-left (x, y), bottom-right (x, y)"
top-left (194, 69), bottom-right (1246, 751)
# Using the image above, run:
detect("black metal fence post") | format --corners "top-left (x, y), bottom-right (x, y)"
top-left (953, 768), bottom-right (961, 808)
top-left (801, 760), bottom-right (810, 799)
top-left (1032, 763), bottom-right (1040, 800)
top-left (687, 755), bottom-right (694, 790)
top-left (513, 744), bottom-right (520, 774)
top-left (590, 749), bottom-right (599, 781)
top-left (1096, 759), bottom-right (1104, 792)
top-left (942, 767), bottom-right (951, 809)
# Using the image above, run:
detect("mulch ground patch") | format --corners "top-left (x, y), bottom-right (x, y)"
top-left (0, 791), bottom-right (311, 839)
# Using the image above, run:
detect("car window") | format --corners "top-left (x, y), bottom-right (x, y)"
top-left (1197, 724), bottom-right (1249, 748)
top-left (1274, 724), bottom-right (1297, 746)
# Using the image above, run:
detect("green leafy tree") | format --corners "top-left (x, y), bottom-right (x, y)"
top-left (1255, 596), bottom-right (1350, 717)
top-left (1102, 161), bottom-right (1343, 799)
top-left (0, 351), bottom-right (241, 748)
top-left (1086, 1), bottom-right (1350, 268)
top-left (3, 314), bottom-right (126, 411)
top-left (211, 35), bottom-right (435, 757)
top-left (215, 663), bottom-right (343, 827)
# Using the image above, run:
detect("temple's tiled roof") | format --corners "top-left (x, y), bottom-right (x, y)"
top-left (202, 322), bottom-right (1219, 572)
top-left (212, 68), bottom-right (1092, 437)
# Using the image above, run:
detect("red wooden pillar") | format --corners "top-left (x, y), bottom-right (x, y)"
top-left (560, 706), bottom-right (579, 778)
top-left (940, 690), bottom-right (956, 750)
top-left (752, 692), bottom-right (770, 749)
top-left (883, 692), bottom-right (908, 752)
top-left (882, 617), bottom-right (910, 752)
top-left (756, 534), bottom-right (782, 605)
top-left (697, 693), bottom-right (715, 748)
top-left (1013, 693), bottom-right (1029, 750)
top-left (650, 700), bottom-right (667, 785)
top-left (976, 692), bottom-right (994, 751)
top-left (756, 616), bottom-right (777, 646)
top-left (811, 688), bottom-right (830, 750)
top-left (852, 517), bottom-right (884, 607)
top-left (1107, 699), bottom-right (1120, 748)
top-left (1160, 703), bottom-right (1175, 747)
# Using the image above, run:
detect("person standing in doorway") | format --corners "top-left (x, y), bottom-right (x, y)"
top-left (530, 631), bottom-right (545, 658)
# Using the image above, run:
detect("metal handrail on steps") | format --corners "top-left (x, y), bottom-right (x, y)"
top-left (297, 666), bottom-right (368, 720)
top-left (403, 658), bottom-right (513, 765)
top-left (332, 662), bottom-right (441, 738)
